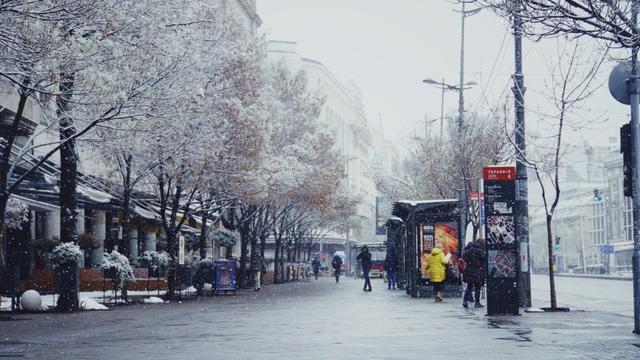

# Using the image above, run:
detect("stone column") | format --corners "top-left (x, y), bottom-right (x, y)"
top-left (75, 208), bottom-right (85, 236)
top-left (75, 208), bottom-right (86, 268)
top-left (143, 231), bottom-right (156, 252)
top-left (128, 229), bottom-right (138, 261)
top-left (91, 210), bottom-right (106, 266)
top-left (44, 210), bottom-right (60, 241)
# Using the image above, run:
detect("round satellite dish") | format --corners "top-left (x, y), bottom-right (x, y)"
top-left (609, 61), bottom-right (632, 105)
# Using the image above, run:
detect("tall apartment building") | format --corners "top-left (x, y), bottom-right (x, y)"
top-left (217, 0), bottom-right (261, 35)
top-left (267, 40), bottom-right (379, 243)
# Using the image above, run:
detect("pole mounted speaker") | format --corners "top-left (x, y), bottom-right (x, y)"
top-left (609, 61), bottom-right (633, 105)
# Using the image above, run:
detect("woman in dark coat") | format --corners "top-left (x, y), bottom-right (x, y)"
top-left (462, 238), bottom-right (486, 308)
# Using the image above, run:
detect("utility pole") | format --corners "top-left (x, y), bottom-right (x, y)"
top-left (457, 1), bottom-right (481, 131)
top-left (580, 213), bottom-right (587, 275)
top-left (458, 0), bottom-right (466, 131)
top-left (630, 0), bottom-right (640, 335)
top-left (512, 0), bottom-right (532, 308)
top-left (440, 78), bottom-right (445, 138)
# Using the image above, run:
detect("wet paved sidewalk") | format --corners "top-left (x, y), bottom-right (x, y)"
top-left (1, 276), bottom-right (639, 359)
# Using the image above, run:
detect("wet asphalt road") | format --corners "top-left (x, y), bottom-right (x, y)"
top-left (1, 276), bottom-right (639, 359)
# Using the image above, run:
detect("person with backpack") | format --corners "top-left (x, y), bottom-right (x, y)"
top-left (331, 254), bottom-right (343, 283)
top-left (311, 257), bottom-right (321, 280)
top-left (357, 246), bottom-right (373, 292)
top-left (461, 238), bottom-right (486, 308)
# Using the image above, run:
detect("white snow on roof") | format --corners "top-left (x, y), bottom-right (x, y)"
top-left (78, 185), bottom-right (113, 203)
top-left (397, 199), bottom-right (458, 206)
top-left (135, 205), bottom-right (158, 220)
top-left (12, 194), bottom-right (59, 211)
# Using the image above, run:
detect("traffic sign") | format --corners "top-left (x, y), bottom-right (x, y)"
top-left (602, 244), bottom-right (614, 255)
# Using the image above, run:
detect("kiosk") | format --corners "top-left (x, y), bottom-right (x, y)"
top-left (392, 200), bottom-right (463, 298)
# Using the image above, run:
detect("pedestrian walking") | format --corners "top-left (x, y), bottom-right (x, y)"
top-left (357, 246), bottom-right (373, 292)
top-left (312, 257), bottom-right (321, 280)
top-left (254, 258), bottom-right (266, 291)
top-left (384, 254), bottom-right (398, 290)
top-left (426, 243), bottom-right (450, 302)
top-left (332, 254), bottom-right (343, 283)
top-left (461, 238), bottom-right (486, 308)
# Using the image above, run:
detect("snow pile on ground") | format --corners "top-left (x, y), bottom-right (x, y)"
top-left (80, 297), bottom-right (108, 311)
top-left (143, 297), bottom-right (164, 304)
top-left (0, 296), bottom-right (10, 311)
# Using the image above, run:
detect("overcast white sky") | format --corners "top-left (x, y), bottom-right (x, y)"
top-left (258, 0), bottom-right (630, 159)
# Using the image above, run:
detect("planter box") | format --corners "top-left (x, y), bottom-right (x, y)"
top-left (15, 268), bottom-right (168, 292)
top-left (55, 264), bottom-right (80, 311)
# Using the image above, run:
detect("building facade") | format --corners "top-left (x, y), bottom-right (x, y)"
top-left (0, 2), bottom-right (260, 276)
top-left (267, 41), bottom-right (379, 244)
top-left (528, 142), bottom-right (634, 275)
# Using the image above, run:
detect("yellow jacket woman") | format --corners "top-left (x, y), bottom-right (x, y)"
top-left (426, 245), bottom-right (449, 283)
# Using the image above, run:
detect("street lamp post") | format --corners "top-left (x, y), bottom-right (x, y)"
top-left (512, 0), bottom-right (532, 308)
top-left (422, 78), bottom-right (476, 137)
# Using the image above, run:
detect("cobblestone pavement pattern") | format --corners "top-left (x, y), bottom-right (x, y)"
top-left (1, 276), bottom-right (639, 359)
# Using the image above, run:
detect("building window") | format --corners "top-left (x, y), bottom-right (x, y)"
top-left (591, 202), bottom-right (605, 246)
top-left (624, 196), bottom-right (633, 242)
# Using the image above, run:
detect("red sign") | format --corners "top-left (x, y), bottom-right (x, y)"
top-left (470, 192), bottom-right (484, 200)
top-left (483, 166), bottom-right (516, 181)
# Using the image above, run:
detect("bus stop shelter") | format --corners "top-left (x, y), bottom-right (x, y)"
top-left (392, 200), bottom-right (463, 298)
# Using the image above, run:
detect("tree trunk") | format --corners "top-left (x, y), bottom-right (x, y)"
top-left (162, 173), bottom-right (183, 300)
top-left (166, 233), bottom-right (177, 299)
top-left (286, 239), bottom-right (292, 282)
top-left (199, 210), bottom-right (209, 259)
top-left (239, 224), bottom-right (249, 288)
top-left (259, 234), bottom-right (266, 262)
top-left (273, 231), bottom-right (280, 284)
top-left (120, 154), bottom-right (132, 259)
top-left (0, 196), bottom-right (9, 268)
top-left (58, 73), bottom-right (78, 244)
top-left (56, 72), bottom-right (80, 312)
top-left (546, 214), bottom-right (557, 309)
top-left (248, 229), bottom-right (258, 287)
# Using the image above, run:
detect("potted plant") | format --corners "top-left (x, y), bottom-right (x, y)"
top-left (193, 257), bottom-right (215, 295)
top-left (101, 251), bottom-right (133, 303)
top-left (34, 238), bottom-right (59, 269)
top-left (78, 233), bottom-right (100, 268)
top-left (51, 242), bottom-right (83, 311)
top-left (211, 229), bottom-right (239, 259)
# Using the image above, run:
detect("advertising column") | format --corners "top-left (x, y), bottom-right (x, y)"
top-left (483, 166), bottom-right (520, 315)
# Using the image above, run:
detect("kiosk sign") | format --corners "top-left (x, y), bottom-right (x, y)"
top-left (483, 166), bottom-right (519, 315)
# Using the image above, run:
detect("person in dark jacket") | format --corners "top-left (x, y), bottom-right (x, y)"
top-left (462, 238), bottom-right (486, 308)
top-left (384, 255), bottom-right (398, 290)
top-left (311, 257), bottom-right (321, 280)
top-left (331, 255), bottom-right (343, 283)
top-left (357, 246), bottom-right (373, 292)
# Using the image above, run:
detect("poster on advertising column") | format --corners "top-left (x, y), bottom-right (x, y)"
top-left (483, 166), bottom-right (520, 315)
